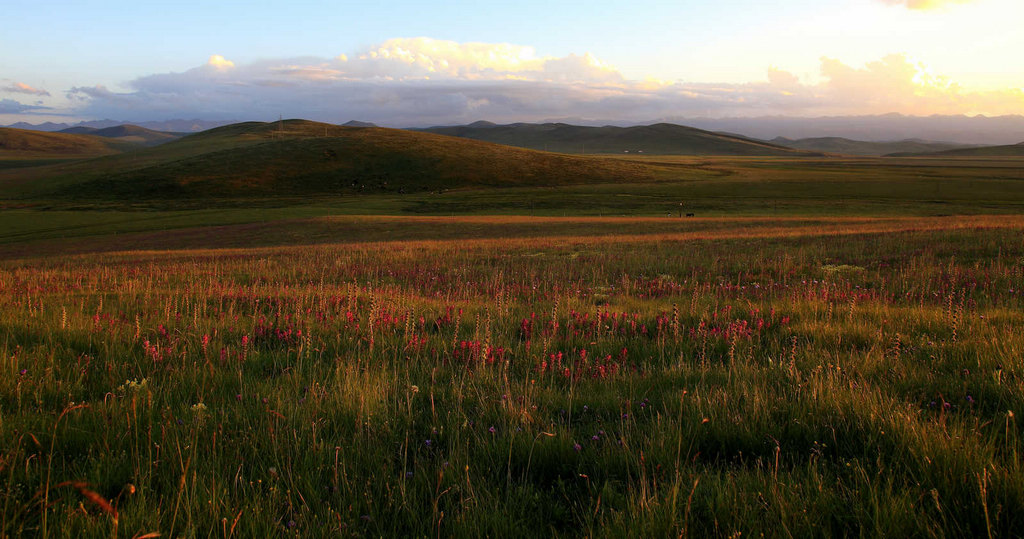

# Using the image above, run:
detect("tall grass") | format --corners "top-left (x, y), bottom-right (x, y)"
top-left (2, 219), bottom-right (1024, 537)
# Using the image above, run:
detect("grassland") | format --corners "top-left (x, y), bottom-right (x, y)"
top-left (3, 122), bottom-right (1024, 536)
top-left (0, 128), bottom-right (139, 161)
top-left (417, 122), bottom-right (812, 156)
top-left (2, 215), bottom-right (1024, 537)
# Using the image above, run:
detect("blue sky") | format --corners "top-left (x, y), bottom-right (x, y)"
top-left (2, 0), bottom-right (1022, 124)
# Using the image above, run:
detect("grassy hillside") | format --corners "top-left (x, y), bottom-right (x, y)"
top-left (1, 120), bottom-right (687, 201)
top-left (889, 141), bottom-right (1024, 157)
top-left (772, 136), bottom-right (973, 156)
top-left (80, 124), bottom-right (180, 146)
top-left (419, 122), bottom-right (815, 156)
top-left (0, 127), bottom-right (137, 159)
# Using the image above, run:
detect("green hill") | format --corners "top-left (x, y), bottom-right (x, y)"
top-left (0, 127), bottom-right (137, 159)
top-left (887, 142), bottom-right (1024, 157)
top-left (772, 136), bottom-right (974, 157)
top-left (418, 122), bottom-right (815, 156)
top-left (61, 124), bottom-right (179, 146)
top-left (1, 120), bottom-right (681, 201)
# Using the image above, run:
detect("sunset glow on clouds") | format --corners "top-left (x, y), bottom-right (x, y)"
top-left (1, 82), bottom-right (51, 96)
top-left (57, 38), bottom-right (1024, 126)
top-left (2, 0), bottom-right (1023, 124)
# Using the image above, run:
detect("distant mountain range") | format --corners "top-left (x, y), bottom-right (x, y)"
top-left (888, 141), bottom-right (1024, 158)
top-left (770, 137), bottom-right (978, 157)
top-left (7, 114), bottom-right (1024, 146)
top-left (416, 121), bottom-right (815, 156)
top-left (673, 114), bottom-right (1024, 146)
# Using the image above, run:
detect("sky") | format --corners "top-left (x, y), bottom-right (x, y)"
top-left (2, 0), bottom-right (1023, 126)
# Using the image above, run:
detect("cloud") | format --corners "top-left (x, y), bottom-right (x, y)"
top-left (2, 82), bottom-right (50, 96)
top-left (818, 53), bottom-right (1024, 115)
top-left (0, 98), bottom-right (51, 114)
top-left (879, 0), bottom-right (973, 10)
top-left (56, 38), bottom-right (1024, 125)
top-left (207, 54), bottom-right (235, 70)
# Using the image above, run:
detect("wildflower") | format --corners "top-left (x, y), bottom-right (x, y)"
top-left (424, 439), bottom-right (432, 447)
top-left (405, 471), bottom-right (414, 479)
top-left (966, 395), bottom-right (974, 404)
top-left (573, 443), bottom-right (582, 452)
top-left (488, 426), bottom-right (496, 434)
top-left (191, 402), bottom-right (207, 413)
top-left (19, 369), bottom-right (27, 376)
top-left (591, 435), bottom-right (600, 441)
top-left (117, 378), bottom-right (149, 394)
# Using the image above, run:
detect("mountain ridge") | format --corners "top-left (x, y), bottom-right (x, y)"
top-left (416, 121), bottom-right (817, 156)
top-left (0, 120), bottom-right (685, 201)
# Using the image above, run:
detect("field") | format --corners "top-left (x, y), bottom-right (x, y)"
top-left (3, 213), bottom-right (1024, 537)
top-left (3, 124), bottom-right (1024, 536)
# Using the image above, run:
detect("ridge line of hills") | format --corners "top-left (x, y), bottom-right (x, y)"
top-left (3, 119), bottom-right (1024, 168)
top-left (0, 119), bottom-right (691, 201)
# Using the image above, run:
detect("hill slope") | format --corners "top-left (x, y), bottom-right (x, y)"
top-left (418, 122), bottom-right (815, 156)
top-left (0, 127), bottom-right (138, 159)
top-left (771, 137), bottom-right (974, 157)
top-left (2, 120), bottom-right (686, 201)
top-left (887, 142), bottom-right (1024, 157)
top-left (76, 124), bottom-right (180, 146)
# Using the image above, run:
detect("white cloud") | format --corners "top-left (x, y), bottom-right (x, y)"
top-left (207, 54), bottom-right (235, 70)
top-left (53, 39), bottom-right (1024, 125)
top-left (2, 82), bottom-right (50, 96)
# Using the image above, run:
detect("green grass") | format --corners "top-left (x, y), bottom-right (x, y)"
top-left (3, 152), bottom-right (1024, 259)
top-left (2, 217), bottom-right (1024, 537)
top-left (4, 123), bottom-right (1024, 536)
top-left (0, 120), bottom-right (676, 201)
top-left (0, 127), bottom-right (137, 160)
top-left (418, 122), bottom-right (811, 156)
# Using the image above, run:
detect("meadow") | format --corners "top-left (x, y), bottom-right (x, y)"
top-left (3, 214), bottom-right (1024, 537)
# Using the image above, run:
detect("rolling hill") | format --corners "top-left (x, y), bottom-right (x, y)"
top-left (771, 137), bottom-right (975, 157)
top-left (417, 122), bottom-right (816, 156)
top-left (60, 124), bottom-right (180, 146)
top-left (1, 120), bottom-right (692, 201)
top-left (887, 142), bottom-right (1024, 157)
top-left (0, 127), bottom-right (139, 159)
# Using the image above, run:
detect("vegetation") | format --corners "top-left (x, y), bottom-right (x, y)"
top-left (0, 128), bottom-right (137, 160)
top-left (58, 125), bottom-right (180, 147)
top-left (2, 216), bottom-right (1024, 537)
top-left (419, 121), bottom-right (813, 156)
top-left (0, 121), bottom-right (676, 201)
top-left (3, 119), bottom-right (1024, 536)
